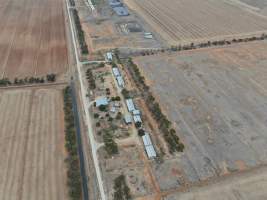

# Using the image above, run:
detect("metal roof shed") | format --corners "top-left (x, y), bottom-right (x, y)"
top-left (95, 97), bottom-right (109, 107)
top-left (132, 109), bottom-right (141, 115)
top-left (124, 114), bottom-right (132, 124)
top-left (116, 76), bottom-right (125, 88)
top-left (133, 115), bottom-right (142, 123)
top-left (106, 52), bottom-right (113, 61)
top-left (145, 145), bottom-right (157, 158)
top-left (142, 133), bottom-right (152, 146)
top-left (126, 99), bottom-right (135, 112)
top-left (112, 67), bottom-right (120, 77)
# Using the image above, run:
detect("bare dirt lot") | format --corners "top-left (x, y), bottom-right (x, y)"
top-left (0, 87), bottom-right (68, 200)
top-left (125, 0), bottom-right (267, 45)
top-left (0, 0), bottom-right (68, 79)
top-left (133, 41), bottom-right (267, 189)
top-left (165, 165), bottom-right (267, 200)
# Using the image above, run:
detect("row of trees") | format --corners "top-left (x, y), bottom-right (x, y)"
top-left (86, 68), bottom-right (96, 90)
top-left (72, 9), bottom-right (89, 55)
top-left (0, 74), bottom-right (57, 87)
top-left (126, 58), bottom-right (184, 153)
top-left (139, 33), bottom-right (267, 56)
top-left (113, 174), bottom-right (131, 200)
top-left (63, 87), bottom-right (82, 200)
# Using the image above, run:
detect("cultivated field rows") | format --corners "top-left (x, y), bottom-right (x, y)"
top-left (0, 0), bottom-right (68, 79)
top-left (0, 88), bottom-right (68, 200)
top-left (134, 42), bottom-right (267, 183)
top-left (125, 0), bottom-right (267, 44)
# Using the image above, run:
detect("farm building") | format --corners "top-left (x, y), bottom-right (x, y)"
top-left (116, 76), bottom-right (125, 88)
top-left (133, 115), bottom-right (142, 123)
top-left (126, 99), bottom-right (135, 112)
top-left (112, 67), bottom-right (120, 77)
top-left (106, 52), bottom-right (113, 61)
top-left (113, 6), bottom-right (129, 16)
top-left (108, 0), bottom-right (122, 7)
top-left (124, 114), bottom-right (132, 124)
top-left (142, 133), bottom-right (156, 159)
top-left (132, 109), bottom-right (141, 115)
top-left (95, 97), bottom-right (109, 107)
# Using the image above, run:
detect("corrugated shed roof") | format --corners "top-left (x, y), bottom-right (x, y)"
top-left (145, 145), bottom-right (157, 158)
top-left (126, 99), bottom-right (135, 112)
top-left (133, 115), bottom-right (142, 123)
top-left (116, 76), bottom-right (125, 88)
top-left (142, 133), bottom-right (156, 159)
top-left (132, 109), bottom-right (141, 115)
top-left (112, 67), bottom-right (120, 77)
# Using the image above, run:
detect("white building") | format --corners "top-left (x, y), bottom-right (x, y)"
top-left (106, 52), bottom-right (113, 61)
top-left (142, 133), bottom-right (156, 159)
top-left (116, 76), bottom-right (125, 88)
top-left (126, 99), bottom-right (135, 112)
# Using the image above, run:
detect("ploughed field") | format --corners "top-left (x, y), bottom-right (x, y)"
top-left (0, 87), bottom-right (68, 200)
top-left (134, 41), bottom-right (267, 184)
top-left (125, 0), bottom-right (267, 44)
top-left (0, 0), bottom-right (68, 79)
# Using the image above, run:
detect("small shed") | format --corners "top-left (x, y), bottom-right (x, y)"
top-left (133, 115), bottom-right (142, 123)
top-left (95, 97), bottom-right (109, 107)
top-left (124, 114), bottom-right (132, 124)
top-left (106, 52), bottom-right (113, 61)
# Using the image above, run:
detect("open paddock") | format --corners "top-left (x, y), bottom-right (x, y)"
top-left (125, 0), bottom-right (267, 45)
top-left (0, 87), bottom-right (68, 200)
top-left (0, 0), bottom-right (68, 79)
top-left (133, 41), bottom-right (267, 188)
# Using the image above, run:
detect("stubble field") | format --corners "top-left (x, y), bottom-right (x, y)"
top-left (134, 41), bottom-right (267, 186)
top-left (0, 87), bottom-right (68, 200)
top-left (125, 0), bottom-right (267, 45)
top-left (0, 0), bottom-right (68, 79)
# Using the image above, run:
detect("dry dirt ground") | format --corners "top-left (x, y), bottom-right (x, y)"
top-left (124, 0), bottom-right (267, 45)
top-left (164, 165), bottom-right (267, 200)
top-left (0, 87), bottom-right (68, 200)
top-left (0, 0), bottom-right (68, 79)
top-left (133, 41), bottom-right (267, 190)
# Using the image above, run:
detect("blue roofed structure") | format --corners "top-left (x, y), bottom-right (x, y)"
top-left (95, 97), bottom-right (109, 107)
top-left (113, 6), bottom-right (129, 16)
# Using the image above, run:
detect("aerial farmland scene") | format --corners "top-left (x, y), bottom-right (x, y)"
top-left (0, 0), bottom-right (267, 200)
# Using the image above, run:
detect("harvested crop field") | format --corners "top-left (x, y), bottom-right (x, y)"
top-left (125, 0), bottom-right (267, 44)
top-left (0, 87), bottom-right (68, 200)
top-left (134, 41), bottom-right (267, 185)
top-left (0, 0), bottom-right (68, 79)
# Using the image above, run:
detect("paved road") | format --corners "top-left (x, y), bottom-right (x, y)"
top-left (65, 0), bottom-right (106, 200)
top-left (70, 81), bottom-right (89, 200)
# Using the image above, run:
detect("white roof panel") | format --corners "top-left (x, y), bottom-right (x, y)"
top-left (116, 76), bottom-right (125, 87)
top-left (142, 133), bottom-right (152, 146)
top-left (145, 145), bottom-right (156, 158)
top-left (126, 99), bottom-right (135, 112)
top-left (133, 115), bottom-right (142, 123)
top-left (112, 67), bottom-right (120, 77)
